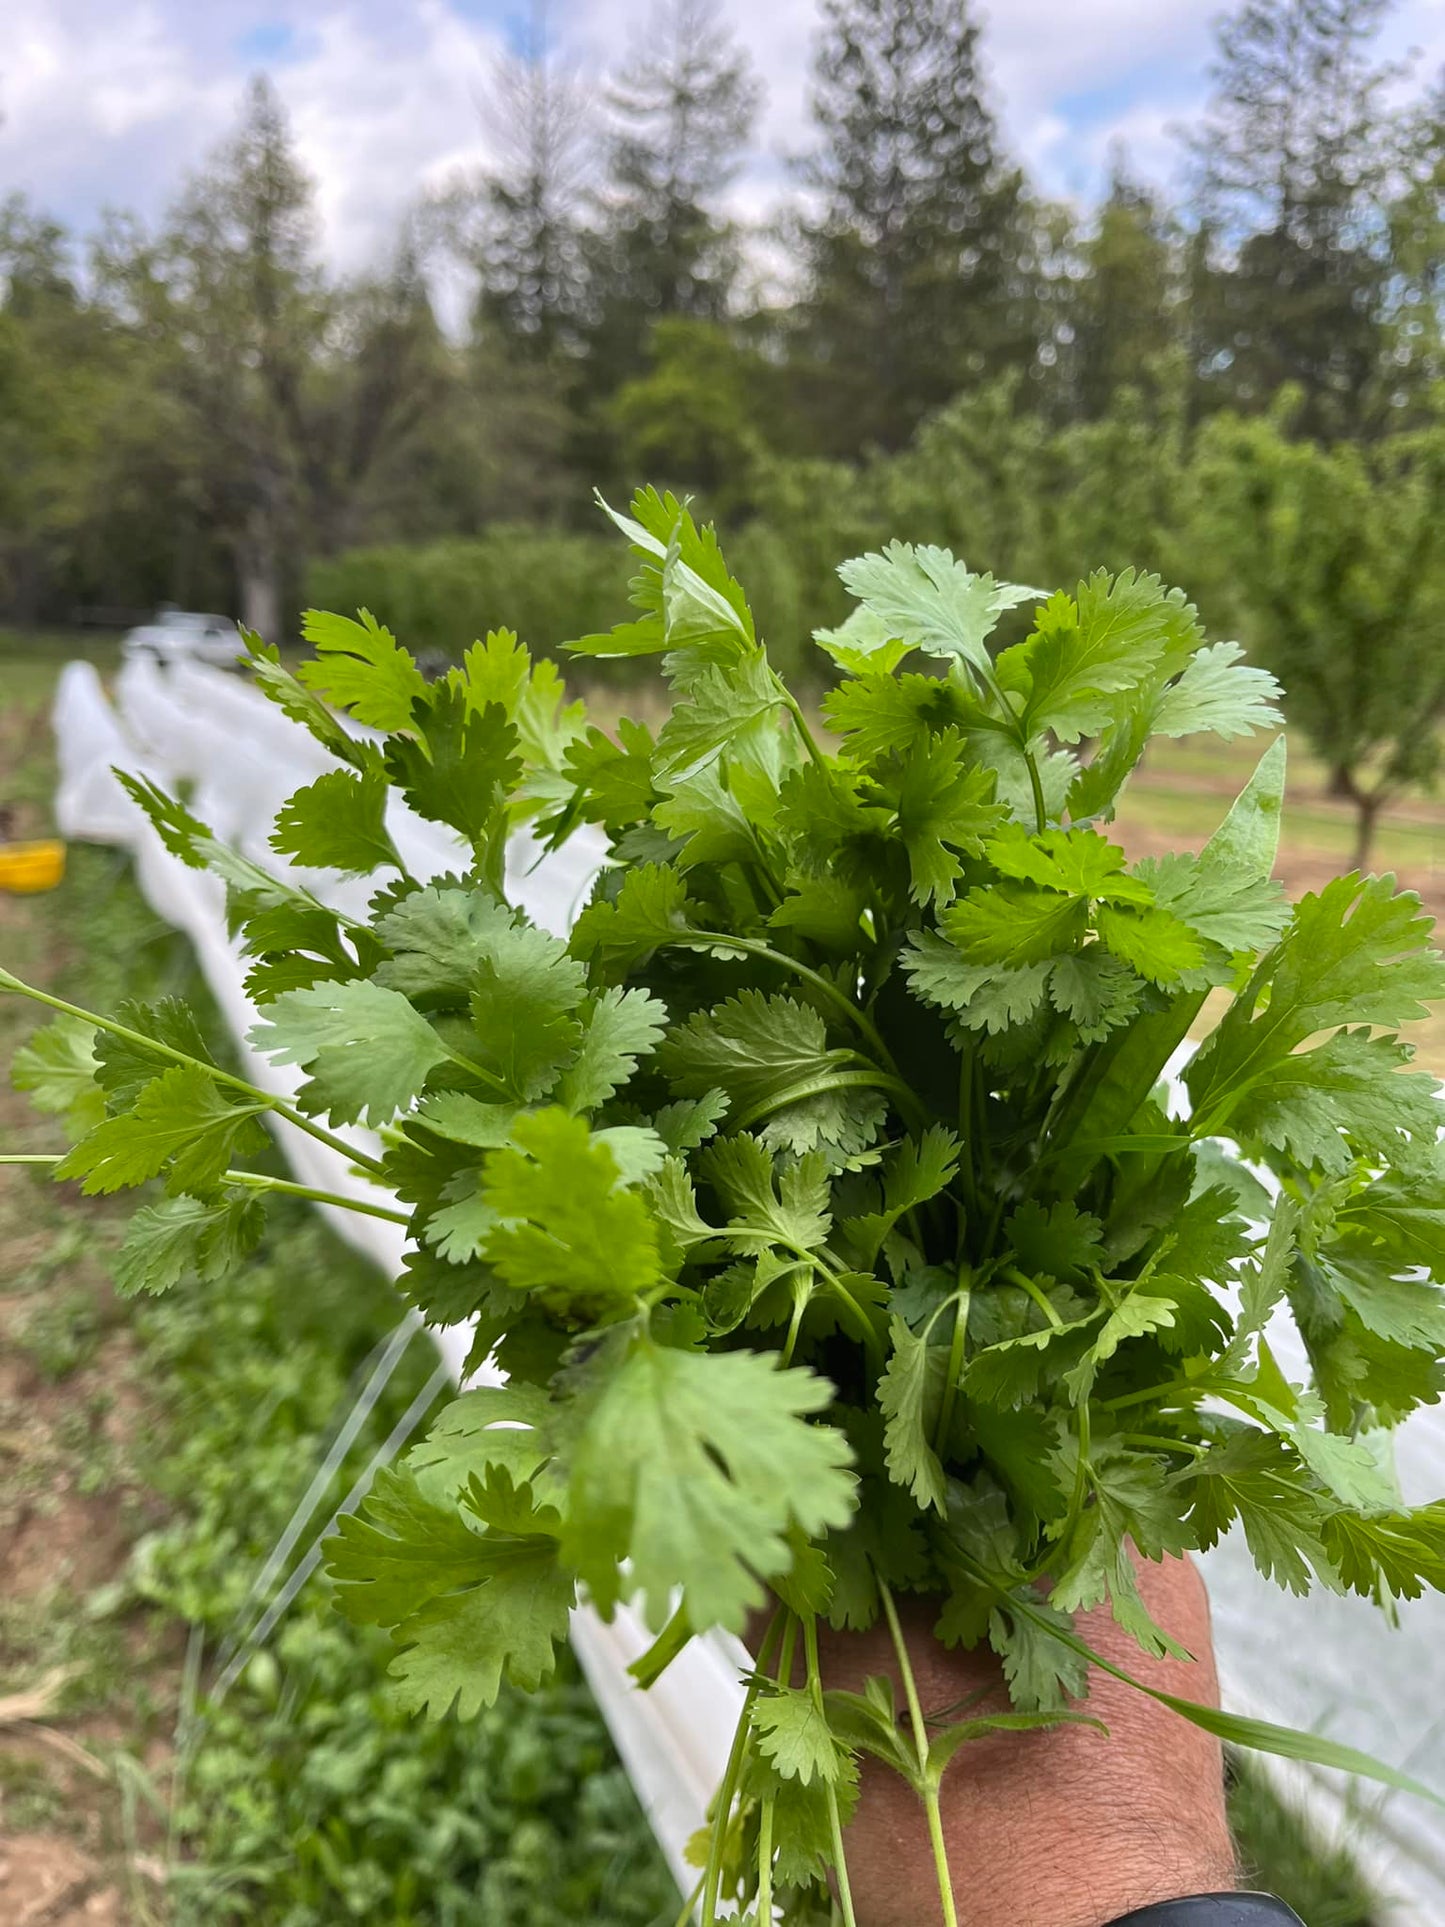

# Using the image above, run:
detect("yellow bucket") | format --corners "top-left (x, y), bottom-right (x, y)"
top-left (0, 840), bottom-right (66, 894)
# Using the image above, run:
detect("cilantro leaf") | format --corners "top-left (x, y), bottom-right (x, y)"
top-left (92, 996), bottom-right (216, 1111)
top-left (327, 1466), bottom-right (573, 1719)
top-left (660, 990), bottom-right (858, 1130)
top-left (56, 1066), bottom-right (267, 1196)
top-left (561, 1337), bottom-right (854, 1631)
top-left (553, 987), bottom-right (667, 1112)
top-left (837, 542), bottom-right (1039, 676)
top-left (251, 981), bottom-right (451, 1125)
top-left (296, 608), bottom-right (429, 730)
top-left (466, 923), bottom-right (588, 1103)
top-left (373, 885), bottom-right (516, 1004)
top-left (1095, 904), bottom-right (1206, 986)
top-left (480, 1109), bottom-right (663, 1316)
top-left (384, 687), bottom-right (522, 847)
top-left (1187, 875), bottom-right (1445, 1138)
top-left (878, 1314), bottom-right (949, 1512)
top-left (986, 825), bottom-right (1150, 904)
top-left (702, 1136), bottom-right (832, 1255)
top-left (570, 863), bottom-right (696, 975)
top-left (112, 1189), bottom-right (266, 1294)
top-left (11, 1015), bottom-right (104, 1136)
top-left (987, 1600), bottom-right (1090, 1714)
top-left (408, 1383), bottom-right (556, 1502)
top-left (654, 652), bottom-right (783, 784)
top-left (881, 733), bottom-right (1006, 905)
top-left (1152, 641), bottom-right (1283, 740)
top-left (753, 1687), bottom-right (854, 1786)
top-left (942, 887), bottom-right (1088, 967)
top-left (1139, 852), bottom-right (1289, 956)
top-left (270, 766), bottom-right (399, 876)
top-left (822, 670), bottom-right (975, 764)
top-left (1012, 571), bottom-right (1202, 744)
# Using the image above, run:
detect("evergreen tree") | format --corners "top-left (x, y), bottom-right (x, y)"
top-left (443, 4), bottom-right (592, 361)
top-left (1187, 0), bottom-right (1410, 435)
top-left (795, 0), bottom-right (1038, 451)
top-left (146, 74), bottom-right (325, 636)
top-left (587, 0), bottom-right (760, 390)
top-left (1062, 159), bottom-right (1182, 422)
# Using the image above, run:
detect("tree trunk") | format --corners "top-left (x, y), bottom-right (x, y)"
top-left (236, 462), bottom-right (287, 642)
top-left (1352, 792), bottom-right (1383, 874)
top-left (237, 532), bottom-right (281, 643)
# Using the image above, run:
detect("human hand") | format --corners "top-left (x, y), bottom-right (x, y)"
top-left (806, 1554), bottom-right (1236, 1927)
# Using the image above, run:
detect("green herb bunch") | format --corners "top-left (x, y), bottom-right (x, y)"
top-left (8, 490), bottom-right (1445, 1927)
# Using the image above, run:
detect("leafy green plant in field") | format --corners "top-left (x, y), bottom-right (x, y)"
top-left (7, 489), bottom-right (1445, 1925)
top-left (129, 1210), bottom-right (676, 1927)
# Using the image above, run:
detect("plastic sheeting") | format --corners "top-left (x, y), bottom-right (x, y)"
top-left (49, 659), bottom-right (1445, 1919)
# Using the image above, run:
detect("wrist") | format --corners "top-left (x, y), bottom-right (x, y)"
top-left (966, 1825), bottom-right (1238, 1927)
top-left (1103, 1900), bottom-right (1304, 1925)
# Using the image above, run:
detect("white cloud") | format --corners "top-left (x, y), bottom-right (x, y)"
top-left (1, 0), bottom-right (1439, 274)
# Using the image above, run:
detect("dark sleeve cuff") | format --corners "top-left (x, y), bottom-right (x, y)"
top-left (1104, 1898), bottom-right (1304, 1926)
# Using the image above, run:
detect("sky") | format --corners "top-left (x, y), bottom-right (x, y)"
top-left (4, 0), bottom-right (1444, 278)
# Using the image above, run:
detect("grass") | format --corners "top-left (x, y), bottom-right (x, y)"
top-left (0, 639), bottom-right (1405, 1923)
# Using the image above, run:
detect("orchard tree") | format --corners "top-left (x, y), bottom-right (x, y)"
top-left (1186, 0), bottom-right (1412, 436)
top-left (1192, 402), bottom-right (1445, 867)
top-left (796, 0), bottom-right (1041, 451)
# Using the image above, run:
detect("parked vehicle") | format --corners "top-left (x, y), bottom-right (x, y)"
top-left (121, 609), bottom-right (242, 670)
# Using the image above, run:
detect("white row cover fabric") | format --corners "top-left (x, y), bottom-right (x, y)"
top-left (49, 658), bottom-right (1445, 1920)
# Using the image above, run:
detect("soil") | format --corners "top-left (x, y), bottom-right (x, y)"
top-left (0, 890), bottom-right (169, 1925)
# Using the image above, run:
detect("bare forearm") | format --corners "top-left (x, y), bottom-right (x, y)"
top-left (814, 1557), bottom-right (1236, 1927)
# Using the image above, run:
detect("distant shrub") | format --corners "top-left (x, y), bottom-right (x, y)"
top-left (308, 528), bottom-right (633, 674)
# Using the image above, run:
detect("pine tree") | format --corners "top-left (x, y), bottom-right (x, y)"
top-left (458, 6), bottom-right (592, 361)
top-left (796, 0), bottom-right (1039, 451)
top-left (1187, 0), bottom-right (1409, 435)
top-left (1063, 159), bottom-right (1182, 422)
top-left (157, 74), bottom-right (324, 636)
top-left (587, 0), bottom-right (760, 386)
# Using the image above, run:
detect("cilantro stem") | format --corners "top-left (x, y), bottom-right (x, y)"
top-left (782, 689), bottom-right (826, 766)
top-left (732, 1066), bottom-right (922, 1139)
top-left (668, 1872), bottom-right (706, 1927)
top-left (219, 1169), bottom-right (411, 1225)
top-left (1122, 1432), bottom-right (1207, 1459)
top-left (758, 1620), bottom-right (799, 1923)
top-left (0, 1153), bottom-right (411, 1226)
top-left (1097, 1379), bottom-right (1192, 1414)
top-left (781, 1286), bottom-right (809, 1369)
top-left (700, 1608), bottom-right (782, 1927)
top-left (878, 1577), bottom-right (959, 1927)
top-left (1024, 747), bottom-right (1049, 835)
top-left (0, 972), bottom-right (390, 1181)
top-left (755, 1790), bottom-right (774, 1923)
top-left (801, 1611), bottom-right (859, 1927)
top-left (932, 1276), bottom-right (972, 1458)
top-left (775, 1246), bottom-right (884, 1368)
top-left (1005, 1266), bottom-right (1065, 1331)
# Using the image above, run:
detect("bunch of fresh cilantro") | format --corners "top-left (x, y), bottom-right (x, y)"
top-left (7, 490), bottom-right (1445, 1927)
